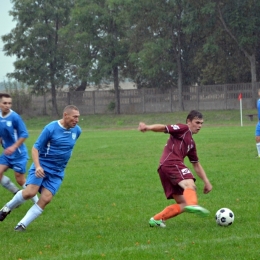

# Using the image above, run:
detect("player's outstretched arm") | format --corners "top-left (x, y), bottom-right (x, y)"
top-left (138, 122), bottom-right (166, 133)
top-left (192, 162), bottom-right (212, 194)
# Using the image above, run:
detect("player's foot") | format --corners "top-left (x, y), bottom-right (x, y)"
top-left (14, 223), bottom-right (26, 232)
top-left (149, 217), bottom-right (166, 228)
top-left (184, 205), bottom-right (210, 217)
top-left (0, 205), bottom-right (11, 221)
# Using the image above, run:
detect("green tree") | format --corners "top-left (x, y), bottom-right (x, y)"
top-left (2, 0), bottom-right (74, 116)
top-left (65, 0), bottom-right (130, 114)
top-left (189, 0), bottom-right (260, 87)
top-left (184, 0), bottom-right (249, 84)
top-left (126, 0), bottom-right (200, 111)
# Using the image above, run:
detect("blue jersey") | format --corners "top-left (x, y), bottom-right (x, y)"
top-left (0, 110), bottom-right (28, 159)
top-left (257, 99), bottom-right (260, 120)
top-left (33, 120), bottom-right (81, 176)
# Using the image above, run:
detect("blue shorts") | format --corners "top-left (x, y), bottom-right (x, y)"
top-left (0, 155), bottom-right (27, 174)
top-left (256, 122), bottom-right (260, 136)
top-left (26, 164), bottom-right (64, 195)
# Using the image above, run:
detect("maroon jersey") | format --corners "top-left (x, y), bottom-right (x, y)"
top-left (159, 124), bottom-right (199, 166)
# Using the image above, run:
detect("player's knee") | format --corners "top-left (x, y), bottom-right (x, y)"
top-left (22, 188), bottom-right (37, 199)
top-left (188, 184), bottom-right (197, 191)
top-left (15, 174), bottom-right (26, 186)
top-left (180, 180), bottom-right (196, 190)
top-left (39, 195), bottom-right (52, 207)
top-left (17, 179), bottom-right (25, 186)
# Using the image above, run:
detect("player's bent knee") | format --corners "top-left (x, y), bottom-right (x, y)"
top-left (15, 175), bottom-right (26, 186)
top-left (22, 188), bottom-right (38, 199)
top-left (39, 196), bottom-right (52, 207)
top-left (179, 179), bottom-right (196, 190)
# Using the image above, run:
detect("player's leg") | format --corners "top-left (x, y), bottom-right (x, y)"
top-left (178, 179), bottom-right (209, 217)
top-left (0, 184), bottom-right (40, 221)
top-left (15, 172), bottom-right (63, 231)
top-left (0, 167), bottom-right (42, 222)
top-left (1, 175), bottom-right (20, 194)
top-left (255, 123), bottom-right (260, 157)
top-left (15, 187), bottom-right (53, 231)
top-left (149, 166), bottom-right (182, 228)
top-left (153, 194), bottom-right (184, 222)
top-left (14, 171), bottom-right (39, 204)
top-left (13, 156), bottom-right (39, 204)
top-left (0, 160), bottom-right (19, 194)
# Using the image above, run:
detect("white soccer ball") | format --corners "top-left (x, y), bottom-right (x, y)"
top-left (215, 208), bottom-right (234, 226)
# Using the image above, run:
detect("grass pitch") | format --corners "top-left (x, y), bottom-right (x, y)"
top-left (0, 110), bottom-right (260, 260)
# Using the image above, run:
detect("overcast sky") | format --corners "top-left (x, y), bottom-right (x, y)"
top-left (0, 1), bottom-right (16, 81)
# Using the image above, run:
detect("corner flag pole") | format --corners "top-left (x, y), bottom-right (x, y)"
top-left (238, 93), bottom-right (243, 127)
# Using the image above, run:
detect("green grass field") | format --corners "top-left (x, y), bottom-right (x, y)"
top-left (1, 110), bottom-right (260, 260)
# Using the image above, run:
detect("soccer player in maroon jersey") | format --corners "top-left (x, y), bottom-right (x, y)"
top-left (138, 110), bottom-right (212, 227)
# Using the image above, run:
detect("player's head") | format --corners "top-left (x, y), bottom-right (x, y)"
top-left (186, 110), bottom-right (203, 134)
top-left (0, 93), bottom-right (11, 99)
top-left (0, 93), bottom-right (12, 115)
top-left (63, 105), bottom-right (80, 129)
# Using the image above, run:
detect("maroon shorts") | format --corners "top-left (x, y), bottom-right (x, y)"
top-left (157, 163), bottom-right (195, 199)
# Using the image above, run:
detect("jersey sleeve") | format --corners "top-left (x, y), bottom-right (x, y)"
top-left (33, 126), bottom-right (51, 151)
top-left (257, 100), bottom-right (260, 119)
top-left (165, 124), bottom-right (188, 137)
top-left (13, 114), bottom-right (29, 139)
top-left (187, 143), bottom-right (199, 162)
top-left (76, 125), bottom-right (82, 138)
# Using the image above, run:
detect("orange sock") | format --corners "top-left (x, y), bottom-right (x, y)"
top-left (183, 188), bottom-right (198, 205)
top-left (154, 204), bottom-right (181, 221)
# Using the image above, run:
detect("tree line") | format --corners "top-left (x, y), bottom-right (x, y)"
top-left (2, 0), bottom-right (260, 114)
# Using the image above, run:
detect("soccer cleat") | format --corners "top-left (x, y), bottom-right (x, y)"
top-left (0, 205), bottom-right (11, 221)
top-left (14, 223), bottom-right (26, 232)
top-left (184, 205), bottom-right (210, 217)
top-left (149, 217), bottom-right (166, 228)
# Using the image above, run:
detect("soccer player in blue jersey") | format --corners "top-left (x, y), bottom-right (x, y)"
top-left (255, 89), bottom-right (260, 157)
top-left (0, 105), bottom-right (81, 231)
top-left (0, 93), bottom-right (38, 204)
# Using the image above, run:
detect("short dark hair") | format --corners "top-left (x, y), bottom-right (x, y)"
top-left (63, 105), bottom-right (79, 113)
top-left (0, 93), bottom-right (11, 99)
top-left (186, 110), bottom-right (203, 122)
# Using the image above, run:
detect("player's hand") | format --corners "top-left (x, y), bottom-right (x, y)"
top-left (203, 182), bottom-right (213, 194)
top-left (35, 166), bottom-right (45, 178)
top-left (4, 146), bottom-right (16, 155)
top-left (138, 122), bottom-right (147, 132)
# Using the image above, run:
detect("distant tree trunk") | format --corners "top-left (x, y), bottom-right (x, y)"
top-left (113, 66), bottom-right (120, 114)
top-left (43, 92), bottom-right (47, 115)
top-left (172, 26), bottom-right (184, 111)
top-left (249, 55), bottom-right (257, 105)
top-left (51, 82), bottom-right (59, 116)
top-left (76, 81), bottom-right (87, 91)
top-left (176, 37), bottom-right (184, 111)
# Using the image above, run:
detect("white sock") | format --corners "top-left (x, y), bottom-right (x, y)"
top-left (6, 190), bottom-right (26, 210)
top-left (256, 143), bottom-right (260, 156)
top-left (1, 175), bottom-right (19, 194)
top-left (31, 194), bottom-right (39, 204)
top-left (22, 183), bottom-right (39, 204)
top-left (18, 204), bottom-right (43, 228)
